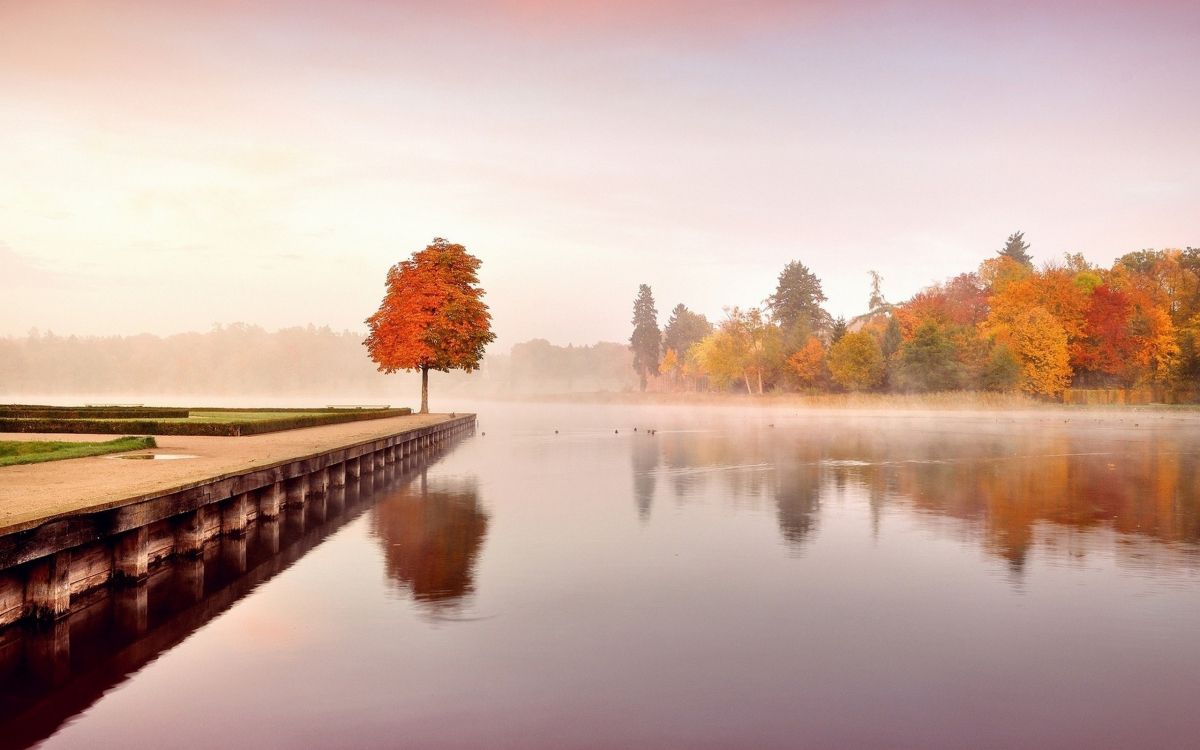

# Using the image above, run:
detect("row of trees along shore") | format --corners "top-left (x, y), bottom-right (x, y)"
top-left (630, 234), bottom-right (1200, 398)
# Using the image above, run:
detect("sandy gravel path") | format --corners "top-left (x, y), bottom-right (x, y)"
top-left (0, 413), bottom-right (458, 533)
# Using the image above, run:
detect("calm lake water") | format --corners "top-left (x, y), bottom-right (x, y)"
top-left (3, 402), bottom-right (1200, 749)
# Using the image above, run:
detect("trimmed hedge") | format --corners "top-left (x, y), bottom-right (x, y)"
top-left (187, 406), bottom-right (394, 413)
top-left (0, 406), bottom-right (190, 419)
top-left (0, 408), bottom-right (412, 437)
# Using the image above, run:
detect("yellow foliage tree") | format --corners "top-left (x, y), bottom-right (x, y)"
top-left (658, 347), bottom-right (681, 390)
top-left (1133, 305), bottom-right (1179, 384)
top-left (691, 308), bottom-right (782, 395)
top-left (827, 331), bottom-right (884, 391)
top-left (682, 341), bottom-right (708, 390)
top-left (692, 330), bottom-right (749, 393)
top-left (1008, 307), bottom-right (1072, 397)
top-left (979, 256), bottom-right (1033, 294)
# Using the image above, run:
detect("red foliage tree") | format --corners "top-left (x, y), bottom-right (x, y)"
top-left (364, 238), bottom-right (495, 413)
top-left (1076, 284), bottom-right (1136, 382)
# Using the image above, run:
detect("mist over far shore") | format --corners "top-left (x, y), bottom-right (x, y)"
top-left (6, 323), bottom-right (1200, 416)
top-left (0, 323), bottom-right (637, 400)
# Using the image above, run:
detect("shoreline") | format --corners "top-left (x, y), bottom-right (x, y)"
top-left (475, 390), bottom-right (1200, 414)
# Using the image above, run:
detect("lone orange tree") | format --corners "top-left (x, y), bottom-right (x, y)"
top-left (365, 238), bottom-right (495, 413)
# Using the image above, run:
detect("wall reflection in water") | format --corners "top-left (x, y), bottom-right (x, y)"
top-left (0, 441), bottom-right (469, 750)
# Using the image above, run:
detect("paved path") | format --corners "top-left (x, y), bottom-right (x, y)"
top-left (0, 414), bottom-right (457, 533)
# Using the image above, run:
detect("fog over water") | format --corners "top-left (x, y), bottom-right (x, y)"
top-left (4, 402), bottom-right (1200, 749)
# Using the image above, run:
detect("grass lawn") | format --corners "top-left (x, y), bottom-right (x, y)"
top-left (151, 411), bottom-right (355, 423)
top-left (0, 436), bottom-right (157, 467)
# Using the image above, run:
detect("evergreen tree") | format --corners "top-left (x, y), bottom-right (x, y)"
top-left (982, 343), bottom-right (1021, 391)
top-left (663, 304), bottom-right (712, 357)
top-left (893, 321), bottom-right (963, 392)
top-left (629, 284), bottom-right (661, 392)
top-left (881, 316), bottom-right (903, 359)
top-left (829, 316), bottom-right (848, 344)
top-left (767, 261), bottom-right (831, 333)
top-left (999, 231), bottom-right (1034, 268)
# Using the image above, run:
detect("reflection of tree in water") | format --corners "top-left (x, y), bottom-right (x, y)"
top-left (631, 437), bottom-right (660, 522)
top-left (371, 474), bottom-right (488, 613)
top-left (773, 462), bottom-right (822, 550)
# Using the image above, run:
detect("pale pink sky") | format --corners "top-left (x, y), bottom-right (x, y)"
top-left (1, 0), bottom-right (1197, 348)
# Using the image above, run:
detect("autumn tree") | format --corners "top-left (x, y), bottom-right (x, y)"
top-left (658, 347), bottom-right (681, 389)
top-left (692, 330), bottom-right (746, 393)
top-left (827, 331), bottom-right (885, 391)
top-left (1177, 313), bottom-right (1200, 385)
top-left (364, 238), bottom-right (495, 413)
top-left (692, 308), bottom-right (782, 395)
top-left (1105, 254), bottom-right (1183, 384)
top-left (979, 255), bottom-right (1033, 295)
top-left (663, 304), bottom-right (712, 358)
top-left (1074, 284), bottom-right (1136, 383)
top-left (682, 341), bottom-right (710, 391)
top-left (983, 265), bottom-right (1091, 371)
top-left (1008, 307), bottom-right (1072, 397)
top-left (730, 308), bottom-right (784, 395)
top-left (630, 284), bottom-right (661, 392)
top-left (787, 338), bottom-right (826, 389)
top-left (999, 231), bottom-right (1034, 268)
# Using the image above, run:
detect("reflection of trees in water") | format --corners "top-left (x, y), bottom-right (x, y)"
top-left (812, 425), bottom-right (1200, 572)
top-left (773, 461), bottom-right (822, 550)
top-left (658, 430), bottom-right (822, 550)
top-left (653, 421), bottom-right (1200, 570)
top-left (371, 474), bottom-right (488, 613)
top-left (631, 437), bottom-right (660, 521)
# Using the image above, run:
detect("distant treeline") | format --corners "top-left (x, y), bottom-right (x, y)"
top-left (499, 339), bottom-right (636, 394)
top-left (0, 324), bottom-right (402, 396)
top-left (628, 238), bottom-right (1200, 399)
top-left (0, 324), bottom-right (636, 397)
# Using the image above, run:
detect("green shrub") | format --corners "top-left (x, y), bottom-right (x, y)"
top-left (892, 322), bottom-right (964, 392)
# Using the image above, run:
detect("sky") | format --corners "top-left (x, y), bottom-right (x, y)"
top-left (1, 0), bottom-right (1198, 350)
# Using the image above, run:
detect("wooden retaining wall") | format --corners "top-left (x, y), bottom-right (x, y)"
top-left (0, 415), bottom-right (475, 630)
top-left (1062, 387), bottom-right (1200, 406)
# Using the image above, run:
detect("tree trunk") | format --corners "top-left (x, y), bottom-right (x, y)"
top-left (756, 368), bottom-right (764, 396)
top-left (743, 370), bottom-right (753, 395)
top-left (639, 372), bottom-right (647, 392)
top-left (420, 365), bottom-right (429, 414)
